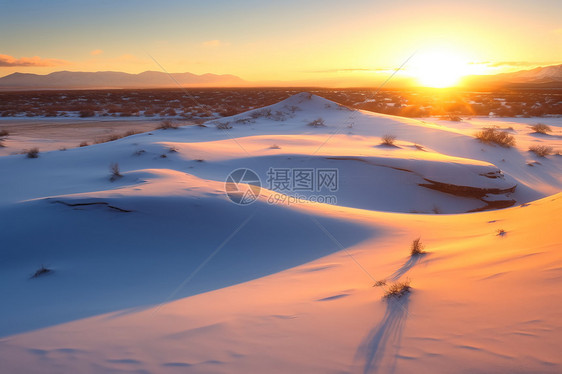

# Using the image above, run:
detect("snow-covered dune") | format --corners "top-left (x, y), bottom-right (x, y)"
top-left (0, 93), bottom-right (560, 373)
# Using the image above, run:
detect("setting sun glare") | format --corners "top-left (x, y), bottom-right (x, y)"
top-left (408, 50), bottom-right (472, 88)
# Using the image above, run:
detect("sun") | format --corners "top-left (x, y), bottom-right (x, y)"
top-left (408, 50), bottom-right (470, 88)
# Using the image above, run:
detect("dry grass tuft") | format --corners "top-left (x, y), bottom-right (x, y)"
top-left (529, 145), bottom-right (554, 157)
top-left (411, 238), bottom-right (426, 256)
top-left (384, 279), bottom-right (411, 299)
top-left (381, 134), bottom-right (397, 146)
top-left (26, 148), bottom-right (39, 158)
top-left (31, 265), bottom-right (52, 279)
top-left (216, 121), bottom-right (232, 130)
top-left (109, 162), bottom-right (122, 181)
top-left (307, 118), bottom-right (325, 127)
top-left (530, 123), bottom-right (552, 134)
top-left (475, 127), bottom-right (516, 148)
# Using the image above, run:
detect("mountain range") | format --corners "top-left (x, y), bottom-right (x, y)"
top-left (0, 64), bottom-right (561, 90)
top-left (0, 70), bottom-right (246, 90)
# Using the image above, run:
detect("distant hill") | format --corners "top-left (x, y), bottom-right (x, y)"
top-left (462, 64), bottom-right (562, 89)
top-left (497, 64), bottom-right (562, 83)
top-left (0, 70), bottom-right (246, 90)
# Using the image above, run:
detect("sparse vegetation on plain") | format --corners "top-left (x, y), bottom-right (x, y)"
top-left (0, 88), bottom-right (560, 119)
top-left (529, 145), bottom-right (554, 157)
top-left (475, 127), bottom-right (516, 148)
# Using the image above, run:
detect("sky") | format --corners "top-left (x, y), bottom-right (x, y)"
top-left (1, 0), bottom-right (561, 85)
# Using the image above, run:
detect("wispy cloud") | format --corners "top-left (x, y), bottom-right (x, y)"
top-left (0, 54), bottom-right (69, 67)
top-left (485, 61), bottom-right (539, 68)
top-left (90, 49), bottom-right (104, 56)
top-left (309, 68), bottom-right (394, 74)
top-left (201, 40), bottom-right (228, 48)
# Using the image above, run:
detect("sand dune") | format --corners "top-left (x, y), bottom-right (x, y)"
top-left (0, 93), bottom-right (560, 373)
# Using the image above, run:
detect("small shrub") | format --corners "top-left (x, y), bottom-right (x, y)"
top-left (167, 147), bottom-right (178, 153)
top-left (59, 147), bottom-right (67, 151)
top-left (531, 123), bottom-right (552, 134)
top-left (124, 130), bottom-right (139, 137)
top-left (497, 229), bottom-right (506, 236)
top-left (31, 265), bottom-right (52, 279)
top-left (158, 120), bottom-right (178, 130)
top-left (216, 122), bottom-right (232, 130)
top-left (411, 238), bottom-right (426, 256)
top-left (381, 134), bottom-right (396, 146)
top-left (529, 145), bottom-right (553, 157)
top-left (79, 109), bottom-right (95, 118)
top-left (109, 162), bottom-right (122, 181)
top-left (373, 280), bottom-right (387, 287)
top-left (475, 127), bottom-right (516, 148)
top-left (26, 148), bottom-right (39, 158)
top-left (94, 134), bottom-right (121, 144)
top-left (269, 144), bottom-right (281, 149)
top-left (79, 141), bottom-right (89, 147)
top-left (448, 115), bottom-right (462, 122)
top-left (384, 279), bottom-right (411, 299)
top-left (307, 118), bottom-right (325, 127)
top-left (250, 108), bottom-right (271, 119)
top-left (0, 129), bottom-right (9, 137)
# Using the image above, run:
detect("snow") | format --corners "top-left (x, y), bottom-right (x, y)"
top-left (0, 93), bottom-right (561, 373)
